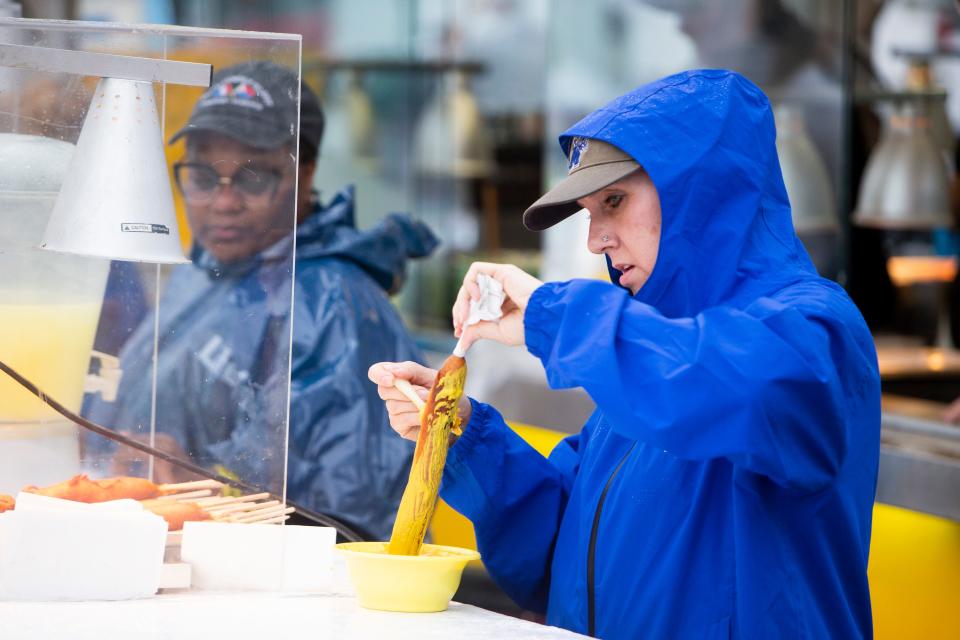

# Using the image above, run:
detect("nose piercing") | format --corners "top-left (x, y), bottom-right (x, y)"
top-left (601, 234), bottom-right (610, 242)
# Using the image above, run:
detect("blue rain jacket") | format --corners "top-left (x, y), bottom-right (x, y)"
top-left (441, 70), bottom-right (880, 639)
top-left (86, 188), bottom-right (436, 540)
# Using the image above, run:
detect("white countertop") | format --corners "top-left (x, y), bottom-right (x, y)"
top-left (0, 590), bottom-right (588, 640)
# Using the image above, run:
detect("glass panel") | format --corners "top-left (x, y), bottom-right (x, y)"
top-left (174, 1), bottom-right (551, 335)
top-left (0, 20), bottom-right (299, 539)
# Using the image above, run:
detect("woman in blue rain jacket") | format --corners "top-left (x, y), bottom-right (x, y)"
top-left (371, 70), bottom-right (880, 638)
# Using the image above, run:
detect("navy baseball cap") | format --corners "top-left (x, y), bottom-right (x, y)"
top-left (169, 60), bottom-right (324, 155)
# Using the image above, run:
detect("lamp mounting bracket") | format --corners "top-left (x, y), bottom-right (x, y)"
top-left (0, 42), bottom-right (211, 86)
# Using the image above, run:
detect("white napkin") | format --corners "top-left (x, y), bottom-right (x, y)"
top-left (454, 273), bottom-right (505, 356)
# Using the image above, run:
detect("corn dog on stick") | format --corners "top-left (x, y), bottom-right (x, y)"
top-left (387, 355), bottom-right (467, 556)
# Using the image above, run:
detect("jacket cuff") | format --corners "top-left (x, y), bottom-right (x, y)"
top-left (448, 397), bottom-right (492, 465)
top-left (524, 282), bottom-right (563, 361)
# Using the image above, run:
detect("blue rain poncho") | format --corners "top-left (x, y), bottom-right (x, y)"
top-left (86, 188), bottom-right (436, 540)
top-left (440, 70), bottom-right (880, 638)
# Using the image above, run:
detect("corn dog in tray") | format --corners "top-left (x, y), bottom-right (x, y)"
top-left (5, 476), bottom-right (293, 531)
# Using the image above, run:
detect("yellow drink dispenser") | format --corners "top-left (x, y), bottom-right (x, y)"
top-left (0, 133), bottom-right (110, 493)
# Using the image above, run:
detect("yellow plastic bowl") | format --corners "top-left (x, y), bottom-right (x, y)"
top-left (336, 541), bottom-right (481, 612)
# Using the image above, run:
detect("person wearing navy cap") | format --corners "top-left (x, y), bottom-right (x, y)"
top-left (371, 70), bottom-right (880, 638)
top-left (87, 61), bottom-right (437, 541)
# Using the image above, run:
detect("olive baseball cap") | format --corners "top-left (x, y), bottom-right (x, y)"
top-left (523, 137), bottom-right (639, 231)
top-left (169, 60), bottom-right (324, 154)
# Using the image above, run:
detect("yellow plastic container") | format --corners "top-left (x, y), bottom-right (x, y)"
top-left (336, 541), bottom-right (480, 612)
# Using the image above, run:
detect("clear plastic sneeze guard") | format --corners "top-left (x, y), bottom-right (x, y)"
top-left (0, 17), bottom-right (305, 598)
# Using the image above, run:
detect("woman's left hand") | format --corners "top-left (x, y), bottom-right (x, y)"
top-left (453, 262), bottom-right (543, 352)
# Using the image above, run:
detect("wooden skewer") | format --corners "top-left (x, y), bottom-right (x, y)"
top-left (227, 504), bottom-right (293, 522)
top-left (160, 479), bottom-right (223, 493)
top-left (207, 500), bottom-right (280, 516)
top-left (209, 514), bottom-right (293, 526)
top-left (156, 489), bottom-right (213, 501)
top-left (207, 500), bottom-right (279, 520)
top-left (394, 379), bottom-right (425, 411)
top-left (193, 492), bottom-right (270, 507)
top-left (230, 506), bottom-right (296, 524)
top-left (192, 496), bottom-right (234, 507)
top-left (206, 502), bottom-right (268, 515)
top-left (250, 514), bottom-right (292, 525)
top-left (228, 502), bottom-right (289, 519)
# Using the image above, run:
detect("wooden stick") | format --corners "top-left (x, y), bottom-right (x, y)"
top-left (207, 500), bottom-right (280, 516)
top-left (230, 505), bottom-right (292, 522)
top-left (206, 502), bottom-right (266, 515)
top-left (160, 479), bottom-right (223, 493)
top-left (193, 492), bottom-right (270, 507)
top-left (228, 503), bottom-right (289, 519)
top-left (231, 505), bottom-right (295, 524)
top-left (250, 514), bottom-right (292, 525)
top-left (394, 379), bottom-right (425, 411)
top-left (208, 505), bottom-right (277, 521)
top-left (199, 499), bottom-right (271, 514)
top-left (192, 496), bottom-right (236, 507)
top-left (156, 489), bottom-right (213, 501)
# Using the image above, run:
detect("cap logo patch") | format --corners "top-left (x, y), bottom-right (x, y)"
top-left (568, 137), bottom-right (588, 172)
top-left (197, 75), bottom-right (275, 112)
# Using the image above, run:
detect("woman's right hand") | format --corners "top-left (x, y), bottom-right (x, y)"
top-left (452, 262), bottom-right (544, 353)
top-left (368, 360), bottom-right (472, 441)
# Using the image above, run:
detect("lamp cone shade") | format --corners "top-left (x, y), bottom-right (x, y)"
top-left (853, 102), bottom-right (952, 230)
top-left (346, 71), bottom-right (377, 161)
top-left (774, 104), bottom-right (838, 234)
top-left (449, 71), bottom-right (492, 178)
top-left (40, 77), bottom-right (189, 264)
top-left (414, 71), bottom-right (492, 179)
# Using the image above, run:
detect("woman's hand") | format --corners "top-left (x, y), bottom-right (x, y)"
top-left (453, 262), bottom-right (543, 352)
top-left (110, 432), bottom-right (199, 484)
top-left (368, 360), bottom-right (472, 441)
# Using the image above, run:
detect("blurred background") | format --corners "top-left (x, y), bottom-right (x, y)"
top-left (5, 0), bottom-right (960, 636)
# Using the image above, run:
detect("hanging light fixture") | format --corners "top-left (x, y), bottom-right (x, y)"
top-left (415, 68), bottom-right (492, 179)
top-left (40, 77), bottom-right (188, 263)
top-left (448, 69), bottom-right (492, 179)
top-left (902, 53), bottom-right (955, 172)
top-left (0, 42), bottom-right (212, 263)
top-left (774, 103), bottom-right (838, 235)
top-left (853, 61), bottom-right (956, 347)
top-left (853, 99), bottom-right (951, 230)
top-left (344, 69), bottom-right (377, 162)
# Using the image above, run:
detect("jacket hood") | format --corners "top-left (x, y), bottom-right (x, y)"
top-left (193, 186), bottom-right (438, 293)
top-left (296, 186), bottom-right (439, 294)
top-left (560, 69), bottom-right (817, 317)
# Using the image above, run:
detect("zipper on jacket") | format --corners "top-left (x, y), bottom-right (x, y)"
top-left (587, 442), bottom-right (636, 638)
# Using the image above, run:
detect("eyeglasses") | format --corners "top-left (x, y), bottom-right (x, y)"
top-left (173, 162), bottom-right (284, 205)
